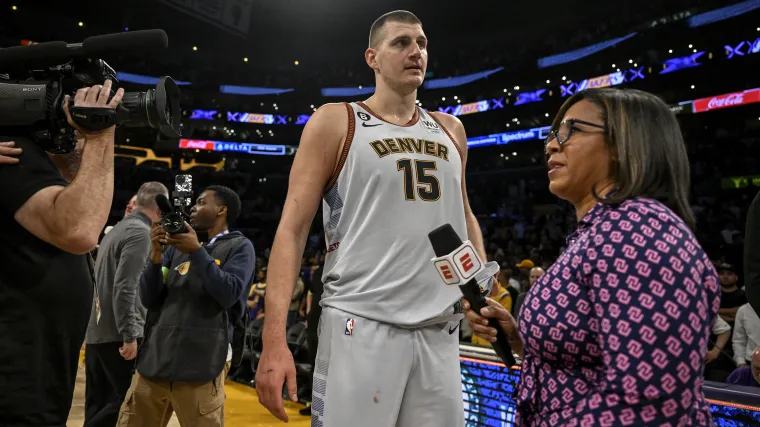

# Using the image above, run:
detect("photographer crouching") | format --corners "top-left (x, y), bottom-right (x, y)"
top-left (0, 81), bottom-right (124, 426)
top-left (118, 185), bottom-right (255, 426)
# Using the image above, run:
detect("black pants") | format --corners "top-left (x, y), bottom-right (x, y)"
top-left (84, 342), bottom-right (136, 427)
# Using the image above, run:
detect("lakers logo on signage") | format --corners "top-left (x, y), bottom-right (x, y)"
top-left (176, 262), bottom-right (190, 276)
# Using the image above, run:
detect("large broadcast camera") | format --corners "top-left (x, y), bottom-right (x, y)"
top-left (0, 29), bottom-right (181, 153)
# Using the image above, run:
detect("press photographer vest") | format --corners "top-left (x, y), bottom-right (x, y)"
top-left (136, 234), bottom-right (246, 382)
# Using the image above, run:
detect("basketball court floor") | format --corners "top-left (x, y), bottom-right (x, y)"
top-left (67, 352), bottom-right (311, 427)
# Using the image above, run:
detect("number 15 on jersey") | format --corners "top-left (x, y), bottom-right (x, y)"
top-left (397, 158), bottom-right (440, 202)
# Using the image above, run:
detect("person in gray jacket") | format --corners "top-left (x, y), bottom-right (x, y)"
top-left (84, 181), bottom-right (168, 427)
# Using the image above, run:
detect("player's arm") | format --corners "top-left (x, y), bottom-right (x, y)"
top-left (262, 104), bottom-right (346, 346)
top-left (430, 112), bottom-right (487, 261)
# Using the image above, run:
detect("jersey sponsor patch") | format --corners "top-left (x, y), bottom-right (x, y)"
top-left (421, 118), bottom-right (442, 134)
top-left (344, 318), bottom-right (355, 336)
top-left (357, 111), bottom-right (381, 127)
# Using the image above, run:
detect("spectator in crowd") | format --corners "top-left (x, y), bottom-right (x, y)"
top-left (119, 185), bottom-right (255, 425)
top-left (718, 263), bottom-right (747, 325)
top-left (249, 268), bottom-right (267, 320)
top-left (84, 181), bottom-right (168, 427)
top-left (288, 274), bottom-right (305, 327)
top-left (512, 267), bottom-right (546, 320)
top-left (726, 346), bottom-right (760, 387)
top-left (745, 189), bottom-right (760, 316)
top-left (299, 264), bottom-right (324, 417)
top-left (124, 194), bottom-right (137, 217)
top-left (498, 264), bottom-right (520, 291)
top-left (471, 279), bottom-right (512, 347)
top-left (515, 259), bottom-right (535, 291)
top-left (733, 303), bottom-right (760, 367)
top-left (704, 315), bottom-right (734, 382)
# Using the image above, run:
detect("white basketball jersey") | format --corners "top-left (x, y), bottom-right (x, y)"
top-left (320, 101), bottom-right (468, 326)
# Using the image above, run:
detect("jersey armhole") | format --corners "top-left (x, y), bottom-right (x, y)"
top-left (324, 103), bottom-right (356, 194)
top-left (427, 112), bottom-right (464, 165)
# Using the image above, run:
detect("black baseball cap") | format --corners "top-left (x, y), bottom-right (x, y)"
top-left (716, 263), bottom-right (736, 273)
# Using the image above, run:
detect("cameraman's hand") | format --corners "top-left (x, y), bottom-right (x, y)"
top-left (164, 222), bottom-right (202, 254)
top-left (0, 141), bottom-right (22, 164)
top-left (149, 220), bottom-right (167, 264)
top-left (63, 79), bottom-right (125, 136)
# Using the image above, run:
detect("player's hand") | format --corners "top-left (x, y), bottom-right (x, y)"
top-left (0, 141), bottom-right (22, 164)
top-left (63, 79), bottom-right (125, 136)
top-left (149, 220), bottom-right (167, 263)
top-left (119, 340), bottom-right (138, 360)
top-left (164, 222), bottom-right (201, 254)
top-left (255, 343), bottom-right (298, 422)
top-left (464, 297), bottom-right (518, 343)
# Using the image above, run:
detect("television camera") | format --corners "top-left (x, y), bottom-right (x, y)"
top-left (0, 29), bottom-right (181, 154)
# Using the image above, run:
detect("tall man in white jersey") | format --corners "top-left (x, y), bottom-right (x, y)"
top-left (255, 10), bottom-right (487, 426)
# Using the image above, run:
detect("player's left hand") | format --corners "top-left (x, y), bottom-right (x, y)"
top-left (165, 222), bottom-right (202, 254)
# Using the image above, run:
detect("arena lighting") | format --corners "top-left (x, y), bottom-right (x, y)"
top-left (661, 51), bottom-right (705, 74)
top-left (437, 98), bottom-right (504, 117)
top-left (190, 109), bottom-right (218, 120)
top-left (179, 139), bottom-right (291, 156)
top-left (513, 89), bottom-right (546, 106)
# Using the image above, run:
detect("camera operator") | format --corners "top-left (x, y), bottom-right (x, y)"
top-left (0, 140), bottom-right (22, 164)
top-left (0, 80), bottom-right (124, 426)
top-left (119, 185), bottom-right (255, 426)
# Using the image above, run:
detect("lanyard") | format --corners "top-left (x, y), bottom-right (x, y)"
top-left (207, 229), bottom-right (229, 247)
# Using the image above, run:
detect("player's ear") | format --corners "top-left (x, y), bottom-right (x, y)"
top-left (365, 48), bottom-right (378, 70)
top-left (217, 205), bottom-right (227, 218)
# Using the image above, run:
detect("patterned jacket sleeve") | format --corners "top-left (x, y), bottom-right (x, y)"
top-left (574, 208), bottom-right (718, 426)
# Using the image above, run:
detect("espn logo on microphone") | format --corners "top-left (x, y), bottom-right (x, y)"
top-left (431, 241), bottom-right (483, 285)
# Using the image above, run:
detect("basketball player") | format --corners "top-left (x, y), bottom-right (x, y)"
top-left (255, 10), bottom-right (486, 426)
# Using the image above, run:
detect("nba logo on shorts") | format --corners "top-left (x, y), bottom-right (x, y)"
top-left (345, 318), bottom-right (355, 336)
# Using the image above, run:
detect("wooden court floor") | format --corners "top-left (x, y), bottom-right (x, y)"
top-left (67, 353), bottom-right (311, 427)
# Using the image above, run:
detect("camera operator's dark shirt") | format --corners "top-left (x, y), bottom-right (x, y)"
top-left (0, 137), bottom-right (94, 426)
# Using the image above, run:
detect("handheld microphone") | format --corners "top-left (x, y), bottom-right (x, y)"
top-left (428, 224), bottom-right (517, 367)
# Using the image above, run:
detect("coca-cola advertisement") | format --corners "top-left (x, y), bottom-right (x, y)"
top-left (692, 88), bottom-right (760, 113)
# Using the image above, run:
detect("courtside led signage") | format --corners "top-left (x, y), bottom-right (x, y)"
top-left (691, 88), bottom-right (760, 113)
top-left (179, 139), bottom-right (289, 156)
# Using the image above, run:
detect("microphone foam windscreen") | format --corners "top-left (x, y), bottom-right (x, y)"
top-left (82, 29), bottom-right (168, 57)
top-left (155, 193), bottom-right (173, 214)
top-left (0, 41), bottom-right (70, 70)
top-left (428, 223), bottom-right (462, 257)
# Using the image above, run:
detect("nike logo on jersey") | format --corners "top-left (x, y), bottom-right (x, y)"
top-left (357, 111), bottom-right (381, 127)
top-left (448, 324), bottom-right (459, 335)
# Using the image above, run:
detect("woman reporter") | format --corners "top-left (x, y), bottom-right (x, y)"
top-left (467, 88), bottom-right (720, 426)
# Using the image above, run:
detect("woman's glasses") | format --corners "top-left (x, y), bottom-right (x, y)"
top-left (544, 119), bottom-right (606, 152)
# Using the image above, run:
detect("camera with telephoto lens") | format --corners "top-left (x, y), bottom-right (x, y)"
top-left (156, 174), bottom-right (193, 235)
top-left (0, 30), bottom-right (181, 154)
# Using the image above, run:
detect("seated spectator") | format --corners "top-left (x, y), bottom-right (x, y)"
top-left (726, 347), bottom-right (760, 387)
top-left (733, 303), bottom-right (760, 367)
top-left (705, 315), bottom-right (733, 382)
top-left (471, 279), bottom-right (512, 347)
top-left (248, 268), bottom-right (267, 320)
top-left (718, 263), bottom-right (747, 325)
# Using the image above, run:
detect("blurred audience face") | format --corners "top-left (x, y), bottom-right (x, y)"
top-left (718, 269), bottom-right (738, 288)
top-left (545, 100), bottom-right (612, 206)
top-left (529, 267), bottom-right (545, 287)
top-left (124, 195), bottom-right (137, 217)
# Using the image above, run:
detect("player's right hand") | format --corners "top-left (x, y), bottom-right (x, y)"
top-left (464, 297), bottom-right (518, 343)
top-left (149, 220), bottom-right (167, 263)
top-left (255, 343), bottom-right (298, 422)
